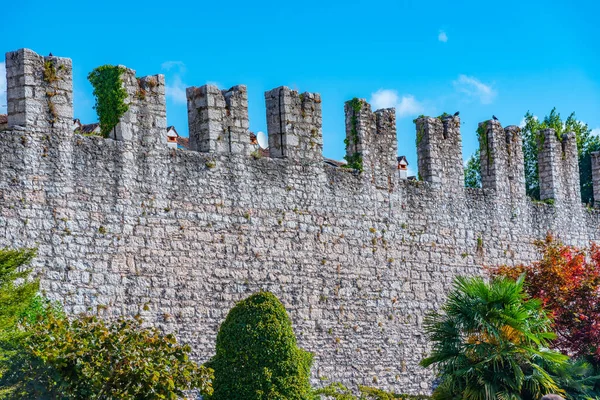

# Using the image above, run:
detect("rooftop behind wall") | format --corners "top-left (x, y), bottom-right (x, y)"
top-left (2, 48), bottom-right (600, 394)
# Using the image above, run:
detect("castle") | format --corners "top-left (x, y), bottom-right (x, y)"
top-left (2, 48), bottom-right (600, 393)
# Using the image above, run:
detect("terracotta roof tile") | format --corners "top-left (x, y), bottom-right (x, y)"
top-left (176, 136), bottom-right (189, 149)
top-left (250, 132), bottom-right (258, 145)
top-left (80, 123), bottom-right (100, 134)
top-left (323, 158), bottom-right (346, 168)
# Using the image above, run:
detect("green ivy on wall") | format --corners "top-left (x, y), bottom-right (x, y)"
top-left (88, 66), bottom-right (129, 138)
top-left (343, 98), bottom-right (364, 172)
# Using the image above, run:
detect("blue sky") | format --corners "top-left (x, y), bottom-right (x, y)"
top-left (1, 0), bottom-right (599, 169)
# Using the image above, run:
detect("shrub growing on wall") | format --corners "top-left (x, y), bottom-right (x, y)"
top-left (88, 65), bottom-right (129, 138)
top-left (207, 291), bottom-right (314, 399)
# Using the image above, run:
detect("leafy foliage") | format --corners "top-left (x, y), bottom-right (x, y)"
top-left (420, 275), bottom-right (567, 400)
top-left (0, 248), bottom-right (38, 332)
top-left (492, 234), bottom-right (600, 363)
top-left (88, 65), bottom-right (129, 138)
top-left (541, 357), bottom-right (600, 400)
top-left (0, 248), bottom-right (42, 398)
top-left (314, 383), bottom-right (432, 400)
top-left (207, 291), bottom-right (313, 399)
top-left (463, 108), bottom-right (599, 201)
top-left (521, 108), bottom-right (599, 202)
top-left (464, 149), bottom-right (481, 188)
top-left (344, 98), bottom-right (364, 172)
top-left (1, 312), bottom-right (213, 399)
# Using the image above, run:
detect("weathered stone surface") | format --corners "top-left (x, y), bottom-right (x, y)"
top-left (265, 86), bottom-right (322, 161)
top-left (187, 84), bottom-right (250, 155)
top-left (2, 48), bottom-right (600, 395)
top-left (344, 99), bottom-right (397, 188)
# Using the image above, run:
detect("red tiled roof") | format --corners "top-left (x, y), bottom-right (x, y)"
top-left (324, 158), bottom-right (346, 168)
top-left (250, 132), bottom-right (258, 145)
top-left (80, 123), bottom-right (100, 134)
top-left (176, 136), bottom-right (189, 149)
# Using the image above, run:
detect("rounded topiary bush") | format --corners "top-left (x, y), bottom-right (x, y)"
top-left (206, 291), bottom-right (314, 400)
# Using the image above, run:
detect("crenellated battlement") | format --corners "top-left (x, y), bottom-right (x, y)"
top-left (344, 99), bottom-right (397, 187)
top-left (2, 48), bottom-right (600, 395)
top-left (187, 84), bottom-right (250, 154)
top-left (3, 48), bottom-right (600, 202)
top-left (478, 120), bottom-right (526, 201)
top-left (6, 49), bottom-right (73, 132)
top-left (415, 116), bottom-right (463, 189)
top-left (265, 86), bottom-right (322, 161)
top-left (114, 68), bottom-right (166, 146)
top-left (538, 128), bottom-right (581, 205)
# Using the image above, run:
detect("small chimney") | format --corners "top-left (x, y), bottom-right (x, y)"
top-left (397, 155), bottom-right (409, 180)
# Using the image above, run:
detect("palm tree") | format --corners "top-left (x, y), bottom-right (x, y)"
top-left (421, 275), bottom-right (568, 400)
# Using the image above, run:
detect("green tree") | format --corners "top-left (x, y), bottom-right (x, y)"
top-left (207, 291), bottom-right (314, 400)
top-left (0, 248), bottom-right (40, 398)
top-left (522, 109), bottom-right (599, 203)
top-left (420, 275), bottom-right (567, 400)
top-left (1, 312), bottom-right (213, 399)
top-left (88, 65), bottom-right (129, 138)
top-left (0, 248), bottom-right (38, 332)
top-left (464, 149), bottom-right (481, 188)
top-left (463, 109), bottom-right (599, 202)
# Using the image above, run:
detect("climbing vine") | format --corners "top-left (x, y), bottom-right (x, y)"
top-left (413, 115), bottom-right (426, 146)
top-left (88, 65), bottom-right (129, 138)
top-left (42, 60), bottom-right (63, 125)
top-left (343, 98), bottom-right (364, 172)
top-left (477, 121), bottom-right (493, 166)
top-left (437, 112), bottom-right (451, 121)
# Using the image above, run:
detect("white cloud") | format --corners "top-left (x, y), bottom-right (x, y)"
top-left (162, 61), bottom-right (188, 104)
top-left (0, 62), bottom-right (6, 110)
top-left (438, 30), bottom-right (448, 43)
top-left (165, 75), bottom-right (187, 104)
top-left (397, 95), bottom-right (425, 117)
top-left (370, 89), bottom-right (398, 109)
top-left (519, 115), bottom-right (538, 128)
top-left (370, 89), bottom-right (425, 118)
top-left (592, 128), bottom-right (600, 137)
top-left (161, 61), bottom-right (186, 73)
top-left (453, 74), bottom-right (497, 104)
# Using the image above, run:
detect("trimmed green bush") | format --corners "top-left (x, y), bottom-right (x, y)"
top-left (207, 291), bottom-right (313, 399)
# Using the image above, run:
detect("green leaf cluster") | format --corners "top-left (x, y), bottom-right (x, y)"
top-left (0, 247), bottom-right (212, 399)
top-left (206, 291), bottom-right (314, 400)
top-left (420, 275), bottom-right (567, 400)
top-left (88, 65), bottom-right (129, 138)
top-left (1, 312), bottom-right (212, 399)
top-left (0, 248), bottom-right (38, 333)
top-left (464, 108), bottom-right (599, 202)
top-left (521, 108), bottom-right (600, 203)
top-left (314, 383), bottom-right (432, 400)
top-left (343, 98), bottom-right (364, 172)
top-left (464, 149), bottom-right (481, 188)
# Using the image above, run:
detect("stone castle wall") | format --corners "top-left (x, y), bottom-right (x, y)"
top-left (2, 49), bottom-right (600, 393)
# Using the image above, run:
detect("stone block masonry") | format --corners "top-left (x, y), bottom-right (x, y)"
top-left (1, 48), bottom-right (600, 394)
top-left (187, 84), bottom-right (250, 155)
